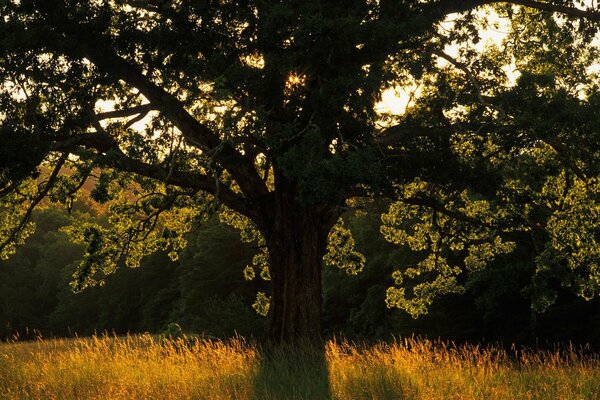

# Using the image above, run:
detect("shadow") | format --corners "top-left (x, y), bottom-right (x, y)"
top-left (252, 340), bottom-right (331, 400)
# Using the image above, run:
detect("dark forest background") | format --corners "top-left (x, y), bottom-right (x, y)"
top-left (1, 199), bottom-right (599, 347)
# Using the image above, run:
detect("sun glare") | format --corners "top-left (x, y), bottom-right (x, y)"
top-left (285, 72), bottom-right (307, 92)
top-left (376, 87), bottom-right (415, 115)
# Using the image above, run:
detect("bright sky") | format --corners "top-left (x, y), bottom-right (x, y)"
top-left (376, 1), bottom-right (600, 115)
top-left (375, 8), bottom-right (511, 115)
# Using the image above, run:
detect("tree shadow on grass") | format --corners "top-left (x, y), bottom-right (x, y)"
top-left (251, 340), bottom-right (331, 400)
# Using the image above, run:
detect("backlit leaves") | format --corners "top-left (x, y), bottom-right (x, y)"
top-left (381, 185), bottom-right (516, 317)
top-left (324, 218), bottom-right (366, 275)
top-left (64, 187), bottom-right (213, 291)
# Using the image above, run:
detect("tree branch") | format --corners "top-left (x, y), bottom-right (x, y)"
top-left (50, 133), bottom-right (258, 220)
top-left (431, 50), bottom-right (509, 120)
top-left (79, 43), bottom-right (270, 202)
top-left (94, 104), bottom-right (156, 120)
top-left (401, 195), bottom-right (496, 230)
top-left (7, 17), bottom-right (270, 206)
top-left (439, 0), bottom-right (600, 21)
top-left (0, 154), bottom-right (67, 255)
top-left (542, 138), bottom-right (589, 182)
top-left (501, 0), bottom-right (600, 20)
top-left (377, 122), bottom-right (503, 146)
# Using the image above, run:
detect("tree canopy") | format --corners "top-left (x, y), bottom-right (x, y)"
top-left (1, 0), bottom-right (599, 342)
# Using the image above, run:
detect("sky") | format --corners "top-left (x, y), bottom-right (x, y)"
top-left (375, 1), bottom-right (598, 114)
top-left (375, 7), bottom-right (512, 115)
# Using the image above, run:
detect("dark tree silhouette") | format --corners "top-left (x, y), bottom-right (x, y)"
top-left (1, 0), bottom-right (599, 342)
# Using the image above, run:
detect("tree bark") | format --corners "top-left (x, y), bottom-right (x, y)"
top-left (265, 204), bottom-right (330, 344)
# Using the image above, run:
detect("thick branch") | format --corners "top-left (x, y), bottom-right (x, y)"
top-left (432, 50), bottom-right (509, 120)
top-left (79, 43), bottom-right (270, 202)
top-left (377, 122), bottom-right (502, 146)
top-left (51, 133), bottom-right (257, 220)
top-left (440, 0), bottom-right (600, 20)
top-left (501, 0), bottom-right (600, 20)
top-left (4, 16), bottom-right (270, 205)
top-left (95, 104), bottom-right (156, 120)
top-left (377, 125), bottom-right (452, 146)
top-left (402, 196), bottom-right (496, 229)
top-left (542, 138), bottom-right (588, 182)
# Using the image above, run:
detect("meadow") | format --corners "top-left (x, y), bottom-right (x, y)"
top-left (0, 334), bottom-right (599, 400)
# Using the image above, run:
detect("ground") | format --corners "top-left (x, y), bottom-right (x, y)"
top-left (0, 334), bottom-right (599, 399)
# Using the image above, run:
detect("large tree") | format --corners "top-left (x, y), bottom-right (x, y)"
top-left (1, 0), bottom-right (599, 342)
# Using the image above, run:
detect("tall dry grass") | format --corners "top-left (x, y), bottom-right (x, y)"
top-left (0, 333), bottom-right (598, 399)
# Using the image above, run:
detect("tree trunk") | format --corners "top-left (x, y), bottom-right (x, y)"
top-left (265, 205), bottom-right (330, 343)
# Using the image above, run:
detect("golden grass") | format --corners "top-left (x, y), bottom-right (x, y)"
top-left (0, 334), bottom-right (599, 400)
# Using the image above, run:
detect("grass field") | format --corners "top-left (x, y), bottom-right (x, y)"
top-left (0, 334), bottom-right (599, 400)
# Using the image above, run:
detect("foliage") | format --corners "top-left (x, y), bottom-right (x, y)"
top-left (2, 205), bottom-right (600, 345)
top-left (1, 0), bottom-right (600, 339)
top-left (324, 218), bottom-right (366, 276)
top-left (381, 184), bottom-right (516, 317)
top-left (0, 206), bottom-right (264, 339)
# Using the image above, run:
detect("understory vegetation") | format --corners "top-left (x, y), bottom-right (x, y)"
top-left (2, 205), bottom-right (600, 346)
top-left (1, 334), bottom-right (598, 400)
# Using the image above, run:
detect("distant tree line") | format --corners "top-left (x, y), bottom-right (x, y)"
top-left (1, 203), bottom-right (599, 347)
